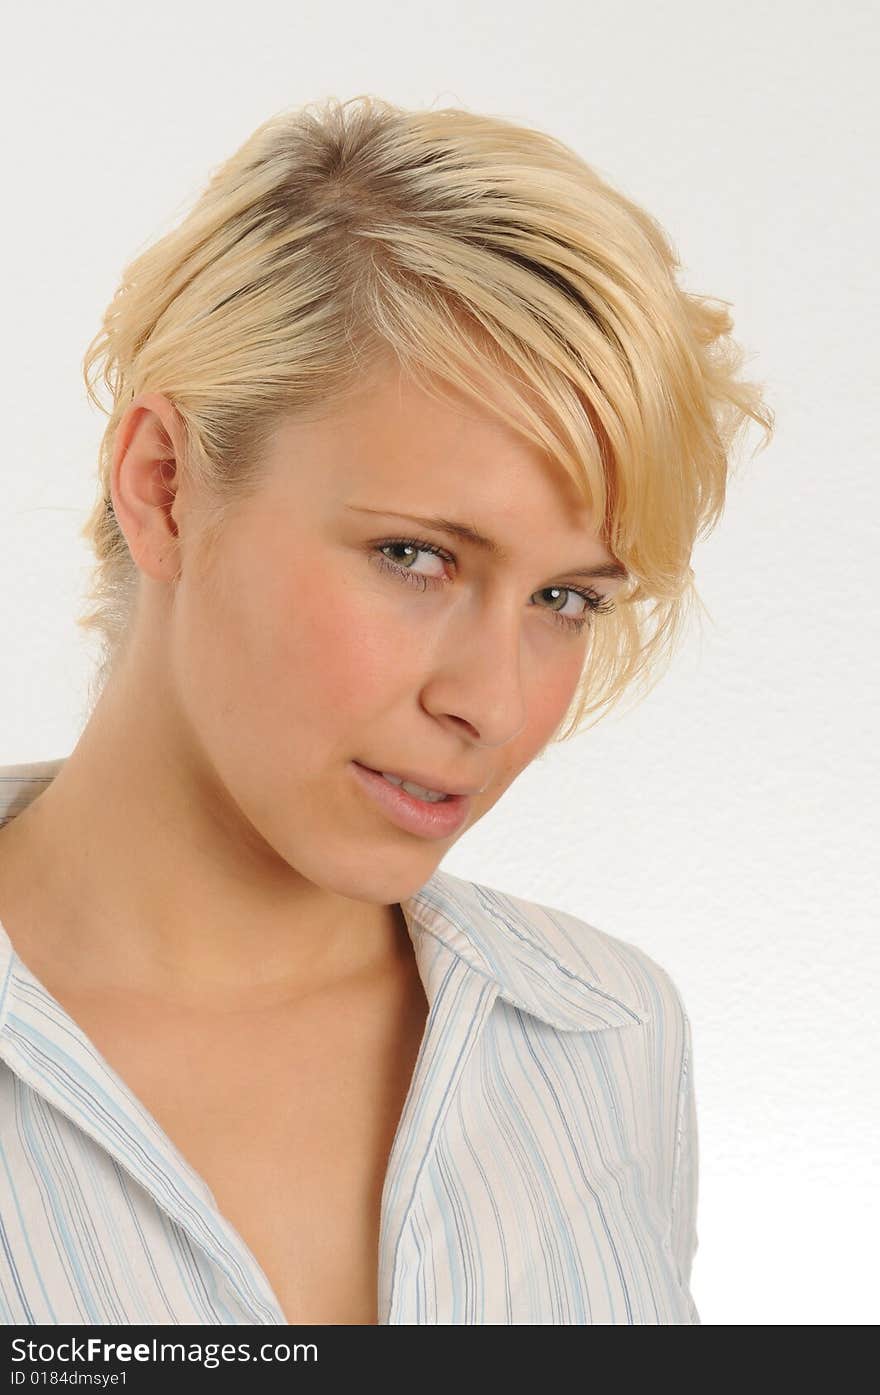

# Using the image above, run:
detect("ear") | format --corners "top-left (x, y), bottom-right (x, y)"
top-left (109, 393), bottom-right (189, 581)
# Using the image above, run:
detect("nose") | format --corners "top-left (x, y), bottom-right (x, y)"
top-left (421, 608), bottom-right (529, 748)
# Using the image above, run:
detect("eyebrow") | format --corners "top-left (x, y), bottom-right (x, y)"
top-left (344, 505), bottom-right (630, 582)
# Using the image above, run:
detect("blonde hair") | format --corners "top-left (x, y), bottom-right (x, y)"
top-left (79, 94), bottom-right (774, 738)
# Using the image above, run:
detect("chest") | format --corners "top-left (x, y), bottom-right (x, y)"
top-left (57, 966), bottom-right (430, 1325)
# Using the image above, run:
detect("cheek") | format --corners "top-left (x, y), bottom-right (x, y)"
top-left (515, 653), bottom-right (585, 762)
top-left (224, 553), bottom-right (399, 719)
top-left (286, 593), bottom-right (393, 705)
top-left (538, 656), bottom-right (584, 724)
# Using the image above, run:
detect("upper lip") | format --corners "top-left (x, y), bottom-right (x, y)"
top-left (355, 761), bottom-right (488, 797)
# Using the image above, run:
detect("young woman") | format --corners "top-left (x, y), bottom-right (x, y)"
top-left (0, 95), bottom-right (772, 1326)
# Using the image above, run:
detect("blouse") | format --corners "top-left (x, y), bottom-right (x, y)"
top-left (0, 756), bottom-right (700, 1324)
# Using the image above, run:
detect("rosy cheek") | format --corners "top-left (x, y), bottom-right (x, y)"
top-left (521, 664), bottom-right (582, 750)
top-left (271, 582), bottom-right (397, 708)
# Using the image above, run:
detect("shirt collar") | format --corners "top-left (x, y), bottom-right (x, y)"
top-left (0, 757), bottom-right (649, 1035)
top-left (400, 869), bottom-right (650, 1032)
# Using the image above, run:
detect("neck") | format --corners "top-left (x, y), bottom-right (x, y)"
top-left (0, 676), bottom-right (408, 1011)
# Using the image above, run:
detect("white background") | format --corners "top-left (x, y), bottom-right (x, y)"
top-left (1, 0), bottom-right (876, 1325)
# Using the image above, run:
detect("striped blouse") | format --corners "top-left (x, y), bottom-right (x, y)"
top-left (0, 757), bottom-right (700, 1325)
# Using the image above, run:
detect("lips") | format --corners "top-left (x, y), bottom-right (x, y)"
top-left (350, 761), bottom-right (473, 839)
top-left (355, 762), bottom-right (484, 797)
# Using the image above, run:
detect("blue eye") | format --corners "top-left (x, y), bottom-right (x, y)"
top-left (370, 537), bottom-right (615, 634)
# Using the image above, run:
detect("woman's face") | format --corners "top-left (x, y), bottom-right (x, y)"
top-left (132, 357), bottom-right (627, 905)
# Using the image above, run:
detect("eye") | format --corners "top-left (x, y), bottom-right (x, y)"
top-left (369, 537), bottom-right (616, 635)
top-left (369, 537), bottom-right (453, 590)
top-left (535, 584), bottom-right (616, 632)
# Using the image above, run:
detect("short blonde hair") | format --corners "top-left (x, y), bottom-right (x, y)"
top-left (79, 94), bottom-right (774, 738)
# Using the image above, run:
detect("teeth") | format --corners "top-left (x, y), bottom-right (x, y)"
top-left (380, 771), bottom-right (449, 802)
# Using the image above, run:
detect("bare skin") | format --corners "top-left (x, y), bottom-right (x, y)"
top-left (0, 351), bottom-right (627, 1322)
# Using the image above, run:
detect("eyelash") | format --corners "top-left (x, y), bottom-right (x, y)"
top-left (370, 537), bottom-right (616, 634)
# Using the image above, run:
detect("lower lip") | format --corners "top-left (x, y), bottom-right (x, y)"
top-left (350, 762), bottom-right (472, 839)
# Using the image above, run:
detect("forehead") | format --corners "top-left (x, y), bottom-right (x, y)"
top-left (265, 357), bottom-right (609, 551)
